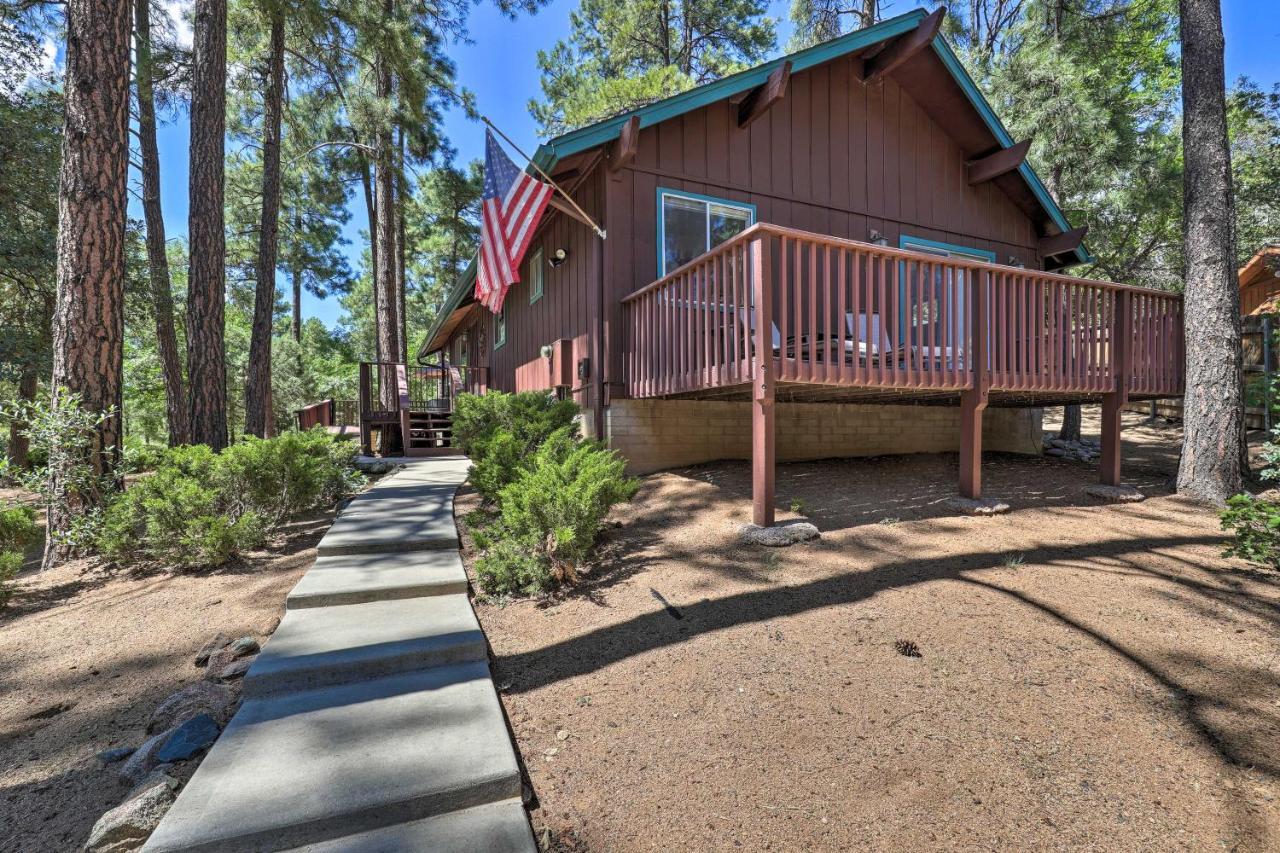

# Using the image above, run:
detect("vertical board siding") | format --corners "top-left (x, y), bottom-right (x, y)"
top-left (602, 62), bottom-right (1047, 386)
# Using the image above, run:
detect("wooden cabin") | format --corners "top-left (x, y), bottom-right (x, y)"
top-left (414, 7), bottom-right (1185, 525)
top-left (1240, 244), bottom-right (1280, 316)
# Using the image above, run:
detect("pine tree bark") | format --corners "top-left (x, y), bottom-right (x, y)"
top-left (7, 366), bottom-right (38, 469)
top-left (373, 18), bottom-right (401, 409)
top-left (1058, 403), bottom-right (1082, 441)
top-left (395, 125), bottom-right (408, 363)
top-left (46, 0), bottom-right (131, 567)
top-left (135, 0), bottom-right (190, 447)
top-left (292, 264), bottom-right (303, 343)
top-left (186, 0), bottom-right (229, 449)
top-left (244, 8), bottom-right (285, 439)
top-left (1176, 0), bottom-right (1244, 504)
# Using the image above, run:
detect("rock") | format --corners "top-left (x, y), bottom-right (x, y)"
top-left (217, 656), bottom-right (255, 681)
top-left (1045, 447), bottom-right (1067, 457)
top-left (738, 521), bottom-right (821, 547)
top-left (118, 729), bottom-right (173, 784)
top-left (1085, 484), bottom-right (1145, 503)
top-left (126, 769), bottom-right (180, 800)
top-left (945, 496), bottom-right (1010, 516)
top-left (227, 636), bottom-right (259, 657)
top-left (96, 747), bottom-right (135, 766)
top-left (154, 714), bottom-right (220, 763)
top-left (84, 775), bottom-right (177, 852)
top-left (194, 634), bottom-right (230, 667)
top-left (202, 648), bottom-right (238, 681)
top-left (146, 682), bottom-right (236, 734)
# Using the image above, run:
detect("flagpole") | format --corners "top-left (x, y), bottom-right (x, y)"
top-left (481, 115), bottom-right (607, 240)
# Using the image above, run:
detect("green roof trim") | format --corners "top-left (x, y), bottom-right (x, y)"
top-left (422, 7), bottom-right (1087, 358)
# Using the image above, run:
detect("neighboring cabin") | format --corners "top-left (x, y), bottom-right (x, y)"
top-left (418, 7), bottom-right (1184, 524)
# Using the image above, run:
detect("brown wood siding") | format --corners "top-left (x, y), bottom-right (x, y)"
top-left (601, 57), bottom-right (1043, 391)
top-left (460, 169), bottom-right (603, 412)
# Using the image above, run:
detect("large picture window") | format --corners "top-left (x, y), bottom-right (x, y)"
top-left (658, 188), bottom-right (755, 276)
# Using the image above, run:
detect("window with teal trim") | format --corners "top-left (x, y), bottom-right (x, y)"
top-left (658, 189), bottom-right (754, 276)
top-left (529, 248), bottom-right (544, 304)
top-left (897, 235), bottom-right (996, 344)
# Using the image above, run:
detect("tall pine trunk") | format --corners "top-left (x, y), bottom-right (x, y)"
top-left (395, 126), bottom-right (408, 363)
top-left (244, 8), bottom-right (286, 438)
top-left (1176, 0), bottom-right (1244, 503)
top-left (134, 0), bottom-right (190, 446)
top-left (7, 366), bottom-right (38, 469)
top-left (186, 0), bottom-right (229, 449)
top-left (292, 265), bottom-right (303, 342)
top-left (46, 0), bottom-right (131, 567)
top-left (373, 20), bottom-right (400, 409)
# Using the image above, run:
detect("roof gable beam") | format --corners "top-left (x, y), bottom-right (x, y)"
top-left (967, 139), bottom-right (1032, 185)
top-left (608, 115), bottom-right (640, 172)
top-left (1039, 226), bottom-right (1089, 259)
top-left (737, 61), bottom-right (791, 128)
top-left (860, 7), bottom-right (945, 85)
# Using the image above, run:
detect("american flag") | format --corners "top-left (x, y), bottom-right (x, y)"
top-left (475, 129), bottom-right (554, 313)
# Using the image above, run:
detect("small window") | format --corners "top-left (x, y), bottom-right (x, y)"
top-left (658, 189), bottom-right (754, 276)
top-left (494, 307), bottom-right (506, 349)
top-left (529, 248), bottom-right (544, 304)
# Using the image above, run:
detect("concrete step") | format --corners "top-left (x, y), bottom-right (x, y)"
top-left (281, 799), bottom-right (536, 853)
top-left (318, 478), bottom-right (466, 555)
top-left (286, 550), bottom-right (468, 609)
top-left (143, 663), bottom-right (521, 853)
top-left (242, 594), bottom-right (486, 699)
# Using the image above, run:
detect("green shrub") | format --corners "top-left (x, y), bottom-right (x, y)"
top-left (454, 392), bottom-right (580, 501)
top-left (1221, 494), bottom-right (1280, 568)
top-left (452, 391), bottom-right (580, 455)
top-left (0, 505), bottom-right (38, 552)
top-left (0, 550), bottom-right (21, 608)
top-left (98, 430), bottom-right (360, 569)
top-left (475, 429), bottom-right (638, 596)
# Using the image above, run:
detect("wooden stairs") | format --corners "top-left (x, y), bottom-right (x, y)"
top-left (402, 410), bottom-right (456, 457)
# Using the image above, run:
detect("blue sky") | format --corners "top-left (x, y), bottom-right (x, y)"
top-left (139, 0), bottom-right (1280, 329)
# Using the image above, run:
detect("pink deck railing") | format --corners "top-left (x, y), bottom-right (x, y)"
top-left (622, 224), bottom-right (1183, 400)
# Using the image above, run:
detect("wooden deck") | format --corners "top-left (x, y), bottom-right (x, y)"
top-left (623, 224), bottom-right (1185, 524)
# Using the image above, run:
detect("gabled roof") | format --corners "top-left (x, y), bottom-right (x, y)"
top-left (1240, 243), bottom-right (1280, 289)
top-left (421, 7), bottom-right (1088, 359)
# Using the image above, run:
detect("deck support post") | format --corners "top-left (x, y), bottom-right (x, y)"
top-left (358, 361), bottom-right (372, 456)
top-left (1101, 290), bottom-right (1132, 486)
top-left (750, 234), bottom-right (776, 528)
top-left (959, 269), bottom-right (991, 499)
top-left (959, 390), bottom-right (988, 498)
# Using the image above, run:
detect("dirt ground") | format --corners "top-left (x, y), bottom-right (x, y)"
top-left (464, 406), bottom-right (1280, 852)
top-left (0, 499), bottom-right (330, 853)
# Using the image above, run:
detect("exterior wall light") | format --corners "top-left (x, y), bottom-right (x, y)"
top-left (549, 248), bottom-right (569, 267)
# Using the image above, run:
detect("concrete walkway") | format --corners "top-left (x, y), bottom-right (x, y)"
top-left (144, 458), bottom-right (536, 853)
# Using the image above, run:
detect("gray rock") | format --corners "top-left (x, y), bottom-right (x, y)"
top-left (194, 634), bottom-right (230, 667)
top-left (154, 714), bottom-right (220, 763)
top-left (203, 647), bottom-right (240, 681)
top-left (945, 496), bottom-right (1011, 516)
top-left (738, 521), bottom-right (821, 547)
top-left (227, 636), bottom-right (260, 657)
top-left (217, 656), bottom-right (255, 681)
top-left (84, 776), bottom-right (176, 852)
top-left (1045, 447), bottom-right (1067, 457)
top-left (126, 769), bottom-right (180, 801)
top-left (146, 682), bottom-right (236, 735)
top-left (96, 747), bottom-right (135, 766)
top-left (1085, 484), bottom-right (1145, 503)
top-left (118, 729), bottom-right (173, 784)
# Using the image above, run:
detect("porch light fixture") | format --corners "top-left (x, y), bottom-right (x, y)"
top-left (549, 247), bottom-right (569, 267)
top-left (869, 229), bottom-right (888, 247)
top-left (1008, 255), bottom-right (1026, 268)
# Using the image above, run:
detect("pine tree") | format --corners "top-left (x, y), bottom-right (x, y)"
top-left (187, 0), bottom-right (229, 449)
top-left (1176, 0), bottom-right (1244, 503)
top-left (531, 0), bottom-right (776, 135)
top-left (133, 0), bottom-right (191, 446)
top-left (46, 0), bottom-right (132, 566)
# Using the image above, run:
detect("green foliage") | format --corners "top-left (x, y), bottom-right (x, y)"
top-left (0, 550), bottom-right (21, 608)
top-left (98, 429), bottom-right (361, 569)
top-left (452, 391), bottom-right (581, 501)
top-left (0, 504), bottom-right (37, 552)
top-left (472, 426), bottom-right (638, 597)
top-left (530, 0), bottom-right (776, 135)
top-left (1221, 494), bottom-right (1280, 569)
